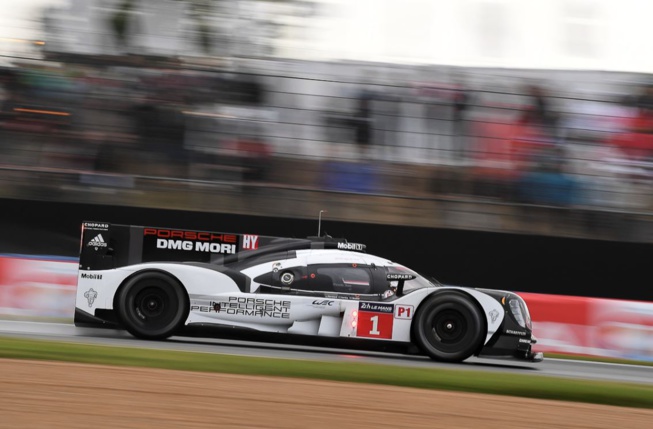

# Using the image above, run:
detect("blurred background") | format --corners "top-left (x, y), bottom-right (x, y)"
top-left (0, 0), bottom-right (652, 242)
top-left (1, 0), bottom-right (653, 361)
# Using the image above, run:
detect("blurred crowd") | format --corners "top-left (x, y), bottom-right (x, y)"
top-left (1, 58), bottom-right (652, 238)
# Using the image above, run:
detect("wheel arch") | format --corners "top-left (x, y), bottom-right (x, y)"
top-left (113, 268), bottom-right (190, 321)
top-left (410, 288), bottom-right (488, 355)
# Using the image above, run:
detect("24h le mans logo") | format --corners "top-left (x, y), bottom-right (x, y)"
top-left (84, 288), bottom-right (98, 307)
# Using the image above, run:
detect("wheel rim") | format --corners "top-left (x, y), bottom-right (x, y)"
top-left (432, 309), bottom-right (467, 344)
top-left (137, 291), bottom-right (166, 319)
top-left (131, 286), bottom-right (173, 330)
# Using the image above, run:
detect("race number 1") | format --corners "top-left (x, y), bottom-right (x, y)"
top-left (357, 311), bottom-right (393, 339)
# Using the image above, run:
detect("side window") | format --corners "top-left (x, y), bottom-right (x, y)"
top-left (253, 265), bottom-right (308, 291)
top-left (309, 266), bottom-right (371, 294)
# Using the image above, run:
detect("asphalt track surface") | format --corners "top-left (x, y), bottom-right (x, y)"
top-left (0, 320), bottom-right (651, 385)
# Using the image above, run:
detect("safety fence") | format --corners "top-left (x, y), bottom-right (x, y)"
top-left (3, 60), bottom-right (653, 243)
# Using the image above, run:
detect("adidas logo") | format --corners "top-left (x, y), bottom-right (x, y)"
top-left (87, 234), bottom-right (108, 248)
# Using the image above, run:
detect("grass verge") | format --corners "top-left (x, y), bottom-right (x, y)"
top-left (544, 352), bottom-right (653, 367)
top-left (1, 336), bottom-right (652, 409)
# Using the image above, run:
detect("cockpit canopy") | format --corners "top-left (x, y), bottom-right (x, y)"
top-left (252, 258), bottom-right (436, 299)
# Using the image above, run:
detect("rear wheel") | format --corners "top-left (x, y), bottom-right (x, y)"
top-left (116, 272), bottom-right (188, 340)
top-left (412, 292), bottom-right (484, 362)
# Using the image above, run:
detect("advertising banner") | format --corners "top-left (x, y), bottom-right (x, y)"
top-left (0, 256), bottom-right (78, 319)
top-left (590, 299), bottom-right (653, 361)
top-left (519, 292), bottom-right (653, 362)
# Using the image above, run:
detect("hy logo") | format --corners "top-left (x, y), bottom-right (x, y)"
top-left (84, 288), bottom-right (98, 307)
top-left (242, 234), bottom-right (259, 250)
top-left (88, 234), bottom-right (107, 248)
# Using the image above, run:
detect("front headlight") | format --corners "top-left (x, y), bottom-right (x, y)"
top-left (508, 297), bottom-right (532, 330)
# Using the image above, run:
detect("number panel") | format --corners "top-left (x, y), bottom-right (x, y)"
top-left (357, 311), bottom-right (394, 339)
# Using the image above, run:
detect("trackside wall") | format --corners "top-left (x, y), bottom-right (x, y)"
top-left (1, 198), bottom-right (651, 301)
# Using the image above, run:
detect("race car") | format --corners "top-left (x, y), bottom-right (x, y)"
top-left (75, 222), bottom-right (543, 363)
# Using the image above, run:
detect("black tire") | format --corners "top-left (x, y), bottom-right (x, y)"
top-left (116, 271), bottom-right (188, 340)
top-left (412, 292), bottom-right (484, 362)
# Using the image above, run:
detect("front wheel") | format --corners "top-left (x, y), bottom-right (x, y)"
top-left (412, 292), bottom-right (484, 362)
top-left (116, 271), bottom-right (188, 340)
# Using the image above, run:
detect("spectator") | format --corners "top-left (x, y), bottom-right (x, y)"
top-left (452, 81), bottom-right (473, 160)
top-left (519, 84), bottom-right (559, 138)
top-left (354, 89), bottom-right (373, 155)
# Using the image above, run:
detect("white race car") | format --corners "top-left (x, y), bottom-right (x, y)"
top-left (75, 222), bottom-right (542, 363)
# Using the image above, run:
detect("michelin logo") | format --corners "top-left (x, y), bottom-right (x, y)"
top-left (87, 234), bottom-right (108, 248)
